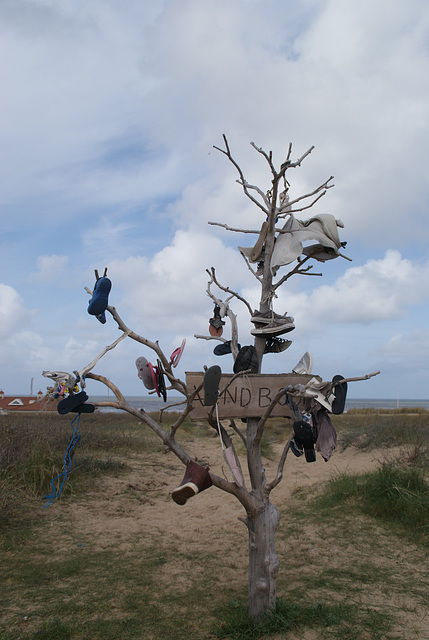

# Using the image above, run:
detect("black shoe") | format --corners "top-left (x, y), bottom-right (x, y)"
top-left (293, 420), bottom-right (317, 463)
top-left (213, 341), bottom-right (241, 356)
top-left (331, 375), bottom-right (347, 414)
top-left (233, 346), bottom-right (258, 373)
top-left (264, 337), bottom-right (292, 353)
top-left (203, 366), bottom-right (221, 406)
top-left (57, 391), bottom-right (89, 415)
top-left (290, 437), bottom-right (304, 457)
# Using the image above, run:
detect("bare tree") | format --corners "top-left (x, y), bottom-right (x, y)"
top-left (46, 137), bottom-right (379, 621)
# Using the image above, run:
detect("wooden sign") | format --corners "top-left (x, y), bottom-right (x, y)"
top-left (185, 372), bottom-right (319, 419)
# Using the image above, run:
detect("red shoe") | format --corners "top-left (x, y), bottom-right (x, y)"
top-left (171, 460), bottom-right (213, 505)
top-left (170, 339), bottom-right (186, 368)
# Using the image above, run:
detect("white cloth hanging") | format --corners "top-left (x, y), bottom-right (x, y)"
top-left (270, 214), bottom-right (345, 274)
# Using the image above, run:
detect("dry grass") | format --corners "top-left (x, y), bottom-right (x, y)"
top-left (1, 408), bottom-right (429, 639)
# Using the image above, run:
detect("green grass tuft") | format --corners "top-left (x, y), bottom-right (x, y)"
top-left (213, 597), bottom-right (392, 640)
top-left (317, 463), bottom-right (429, 541)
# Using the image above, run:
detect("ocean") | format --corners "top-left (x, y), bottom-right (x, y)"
top-left (89, 395), bottom-right (429, 413)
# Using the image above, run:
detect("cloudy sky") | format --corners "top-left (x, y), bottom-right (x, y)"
top-left (1, 0), bottom-right (428, 401)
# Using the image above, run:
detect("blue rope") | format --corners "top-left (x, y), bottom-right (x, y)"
top-left (43, 413), bottom-right (81, 509)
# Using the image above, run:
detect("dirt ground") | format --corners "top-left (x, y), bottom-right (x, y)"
top-left (42, 435), bottom-right (429, 639)
top-left (60, 438), bottom-right (396, 554)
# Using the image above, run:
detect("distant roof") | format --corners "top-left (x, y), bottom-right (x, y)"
top-left (0, 395), bottom-right (58, 412)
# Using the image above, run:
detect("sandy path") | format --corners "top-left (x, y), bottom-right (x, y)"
top-left (47, 437), bottom-right (429, 639)
top-left (62, 439), bottom-right (387, 557)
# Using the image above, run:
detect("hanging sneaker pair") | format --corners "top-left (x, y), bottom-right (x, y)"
top-left (250, 310), bottom-right (295, 337)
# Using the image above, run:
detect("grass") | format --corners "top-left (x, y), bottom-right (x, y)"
top-left (0, 412), bottom-right (164, 525)
top-left (315, 463), bottom-right (429, 542)
top-left (330, 408), bottom-right (429, 453)
top-left (213, 598), bottom-right (392, 640)
top-left (1, 408), bottom-right (429, 639)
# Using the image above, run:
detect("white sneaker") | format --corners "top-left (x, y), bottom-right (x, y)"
top-left (292, 351), bottom-right (313, 375)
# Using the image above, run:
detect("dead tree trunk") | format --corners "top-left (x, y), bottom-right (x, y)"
top-left (247, 502), bottom-right (280, 618)
top-left (245, 416), bottom-right (280, 617)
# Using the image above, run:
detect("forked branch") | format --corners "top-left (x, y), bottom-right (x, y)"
top-left (272, 255), bottom-right (322, 291)
top-left (207, 267), bottom-right (253, 316)
top-left (285, 176), bottom-right (334, 211)
top-left (214, 135), bottom-right (269, 215)
top-left (267, 439), bottom-right (292, 492)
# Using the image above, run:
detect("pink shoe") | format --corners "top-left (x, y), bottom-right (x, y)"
top-left (170, 339), bottom-right (186, 368)
top-left (171, 460), bottom-right (213, 505)
top-left (223, 446), bottom-right (244, 486)
top-left (149, 362), bottom-right (159, 396)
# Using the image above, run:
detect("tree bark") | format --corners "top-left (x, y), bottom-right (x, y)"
top-left (245, 416), bottom-right (280, 619)
top-left (246, 501), bottom-right (280, 619)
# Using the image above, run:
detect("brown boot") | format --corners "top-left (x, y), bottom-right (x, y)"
top-left (171, 460), bottom-right (213, 505)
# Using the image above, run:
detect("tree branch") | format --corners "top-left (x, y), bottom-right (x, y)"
top-left (237, 180), bottom-right (271, 208)
top-left (267, 439), bottom-right (291, 492)
top-left (250, 141), bottom-right (276, 175)
top-left (285, 176), bottom-right (334, 209)
top-left (214, 135), bottom-right (269, 214)
top-left (239, 250), bottom-right (264, 283)
top-left (272, 255), bottom-right (322, 291)
top-left (287, 145), bottom-right (315, 168)
top-left (327, 370), bottom-right (381, 390)
top-left (168, 383), bottom-right (204, 437)
top-left (86, 372), bottom-right (126, 404)
top-left (209, 471), bottom-right (257, 516)
top-left (228, 418), bottom-right (246, 446)
top-left (255, 385), bottom-right (291, 443)
top-left (105, 305), bottom-right (188, 397)
top-left (76, 329), bottom-right (131, 387)
top-left (277, 191), bottom-right (328, 218)
top-left (208, 221), bottom-right (260, 234)
top-left (86, 372), bottom-right (193, 464)
top-left (207, 267), bottom-right (254, 316)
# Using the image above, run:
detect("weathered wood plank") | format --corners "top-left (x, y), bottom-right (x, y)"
top-left (185, 372), bottom-right (319, 419)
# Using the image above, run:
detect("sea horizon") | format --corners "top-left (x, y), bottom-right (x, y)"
top-left (88, 395), bottom-right (429, 412)
top-left (3, 393), bottom-right (428, 413)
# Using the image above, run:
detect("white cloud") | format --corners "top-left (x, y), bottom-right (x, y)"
top-left (275, 250), bottom-right (429, 330)
top-left (0, 284), bottom-right (31, 339)
top-left (2, 0), bottom-right (429, 398)
top-left (28, 254), bottom-right (69, 284)
top-left (109, 228), bottom-right (245, 334)
top-left (379, 329), bottom-right (429, 364)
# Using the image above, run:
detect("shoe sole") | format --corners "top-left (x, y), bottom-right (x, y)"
top-left (204, 366), bottom-right (221, 405)
top-left (171, 482), bottom-right (199, 505)
top-left (251, 317), bottom-right (287, 325)
top-left (71, 403), bottom-right (95, 413)
top-left (251, 325), bottom-right (295, 336)
top-left (265, 340), bottom-right (292, 353)
top-left (88, 279), bottom-right (112, 316)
